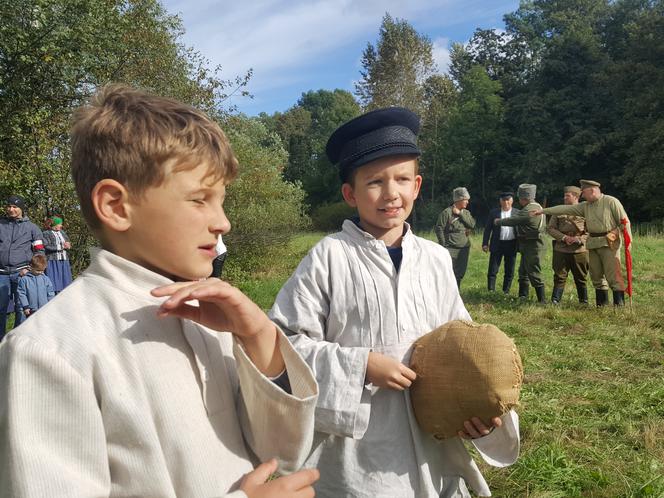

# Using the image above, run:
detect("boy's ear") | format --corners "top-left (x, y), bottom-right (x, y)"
top-left (91, 179), bottom-right (133, 232)
top-left (341, 183), bottom-right (357, 208)
top-left (414, 174), bottom-right (423, 199)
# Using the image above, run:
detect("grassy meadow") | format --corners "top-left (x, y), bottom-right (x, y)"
top-left (230, 232), bottom-right (664, 498)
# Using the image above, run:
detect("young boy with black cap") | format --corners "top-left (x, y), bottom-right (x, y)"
top-left (270, 108), bottom-right (520, 497)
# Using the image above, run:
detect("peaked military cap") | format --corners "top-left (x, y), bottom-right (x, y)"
top-left (579, 179), bottom-right (600, 189)
top-left (499, 190), bottom-right (514, 199)
top-left (564, 185), bottom-right (581, 196)
top-left (453, 187), bottom-right (470, 201)
top-left (326, 107), bottom-right (421, 182)
top-left (518, 183), bottom-right (536, 200)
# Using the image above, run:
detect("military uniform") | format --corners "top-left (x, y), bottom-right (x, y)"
top-left (435, 187), bottom-right (476, 288)
top-left (547, 186), bottom-right (589, 304)
top-left (495, 184), bottom-right (547, 303)
top-left (542, 180), bottom-right (631, 306)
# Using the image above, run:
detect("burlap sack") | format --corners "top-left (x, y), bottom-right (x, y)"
top-left (409, 320), bottom-right (523, 440)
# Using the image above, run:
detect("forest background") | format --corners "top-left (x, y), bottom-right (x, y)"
top-left (1, 0), bottom-right (663, 272)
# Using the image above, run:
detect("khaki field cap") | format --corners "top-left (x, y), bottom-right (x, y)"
top-left (579, 179), bottom-right (600, 189)
top-left (409, 320), bottom-right (523, 440)
top-left (517, 183), bottom-right (536, 200)
top-left (564, 186), bottom-right (581, 196)
top-left (453, 187), bottom-right (470, 202)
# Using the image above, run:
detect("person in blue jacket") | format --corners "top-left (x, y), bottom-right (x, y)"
top-left (0, 195), bottom-right (44, 337)
top-left (17, 254), bottom-right (55, 318)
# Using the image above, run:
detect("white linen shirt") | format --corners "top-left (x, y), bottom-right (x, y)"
top-left (0, 248), bottom-right (318, 498)
top-left (270, 220), bottom-right (520, 498)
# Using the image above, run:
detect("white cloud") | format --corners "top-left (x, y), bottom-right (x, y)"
top-left (432, 37), bottom-right (451, 74)
top-left (162, 0), bottom-right (519, 111)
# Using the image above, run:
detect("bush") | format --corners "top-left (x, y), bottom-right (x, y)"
top-left (311, 201), bottom-right (357, 232)
top-left (223, 116), bottom-right (311, 276)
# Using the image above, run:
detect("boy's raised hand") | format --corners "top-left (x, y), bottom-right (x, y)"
top-left (366, 351), bottom-right (417, 390)
top-left (152, 279), bottom-right (270, 338)
top-left (151, 279), bottom-right (284, 376)
top-left (240, 459), bottom-right (319, 498)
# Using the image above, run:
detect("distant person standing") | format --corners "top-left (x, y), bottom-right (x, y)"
top-left (534, 180), bottom-right (631, 306)
top-left (435, 187), bottom-right (476, 288)
top-left (494, 184), bottom-right (547, 303)
top-left (0, 195), bottom-right (44, 337)
top-left (482, 191), bottom-right (518, 293)
top-left (546, 186), bottom-right (589, 304)
top-left (17, 254), bottom-right (55, 318)
top-left (43, 216), bottom-right (73, 293)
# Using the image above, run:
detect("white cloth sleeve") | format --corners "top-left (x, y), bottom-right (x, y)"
top-left (234, 330), bottom-right (318, 474)
top-left (471, 410), bottom-right (520, 467)
top-left (269, 257), bottom-right (373, 439)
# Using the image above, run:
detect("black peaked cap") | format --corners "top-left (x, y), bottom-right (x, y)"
top-left (326, 107), bottom-right (421, 182)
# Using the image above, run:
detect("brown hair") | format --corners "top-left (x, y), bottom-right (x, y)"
top-left (70, 84), bottom-right (239, 228)
top-left (30, 254), bottom-right (47, 272)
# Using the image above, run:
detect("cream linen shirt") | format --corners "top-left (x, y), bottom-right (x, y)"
top-left (270, 221), bottom-right (520, 498)
top-left (0, 249), bottom-right (318, 498)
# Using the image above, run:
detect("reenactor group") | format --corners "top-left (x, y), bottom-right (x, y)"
top-left (435, 180), bottom-right (632, 307)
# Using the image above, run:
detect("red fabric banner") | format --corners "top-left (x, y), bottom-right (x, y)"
top-left (621, 218), bottom-right (633, 297)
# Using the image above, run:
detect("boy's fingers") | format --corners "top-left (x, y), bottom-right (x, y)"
top-left (157, 303), bottom-right (200, 321)
top-left (492, 416), bottom-right (503, 428)
top-left (151, 281), bottom-right (199, 297)
top-left (244, 459), bottom-right (279, 486)
top-left (400, 365), bottom-right (417, 381)
top-left (276, 468), bottom-right (320, 490)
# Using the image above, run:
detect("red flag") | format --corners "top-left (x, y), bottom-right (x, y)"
top-left (621, 218), bottom-right (633, 297)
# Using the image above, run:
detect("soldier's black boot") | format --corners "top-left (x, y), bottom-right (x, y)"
top-left (488, 276), bottom-right (496, 292)
top-left (595, 289), bottom-right (609, 307)
top-left (518, 282), bottom-right (530, 300)
top-left (576, 284), bottom-right (588, 304)
top-left (613, 290), bottom-right (625, 306)
top-left (535, 286), bottom-right (547, 304)
top-left (551, 287), bottom-right (564, 304)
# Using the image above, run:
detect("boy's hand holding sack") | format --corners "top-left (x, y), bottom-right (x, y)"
top-left (409, 320), bottom-right (523, 440)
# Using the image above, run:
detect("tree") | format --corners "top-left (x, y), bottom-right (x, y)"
top-left (0, 0), bottom-right (285, 274)
top-left (267, 89), bottom-right (360, 208)
top-left (355, 13), bottom-right (436, 115)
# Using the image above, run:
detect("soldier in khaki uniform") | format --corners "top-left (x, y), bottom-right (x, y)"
top-left (435, 187), bottom-right (476, 288)
top-left (494, 184), bottom-right (547, 303)
top-left (534, 180), bottom-right (631, 306)
top-left (547, 186), bottom-right (589, 304)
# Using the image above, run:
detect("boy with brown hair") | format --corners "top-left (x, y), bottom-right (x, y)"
top-left (0, 85), bottom-right (319, 498)
top-left (270, 107), bottom-right (520, 497)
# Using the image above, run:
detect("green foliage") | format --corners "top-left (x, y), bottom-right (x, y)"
top-left (355, 13), bottom-right (436, 115)
top-left (264, 89), bottom-right (360, 207)
top-left (310, 201), bottom-right (356, 232)
top-left (223, 115), bottom-right (310, 277)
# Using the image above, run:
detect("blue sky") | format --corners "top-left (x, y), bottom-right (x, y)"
top-left (161, 0), bottom-right (521, 116)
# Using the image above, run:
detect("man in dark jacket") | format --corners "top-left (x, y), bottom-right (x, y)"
top-left (494, 184), bottom-right (547, 303)
top-left (0, 195), bottom-right (44, 337)
top-left (482, 191), bottom-right (518, 293)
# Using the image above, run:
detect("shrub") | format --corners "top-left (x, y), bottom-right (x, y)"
top-left (311, 201), bottom-right (357, 232)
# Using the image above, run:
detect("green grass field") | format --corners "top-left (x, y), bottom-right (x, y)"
top-left (232, 232), bottom-right (664, 498)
